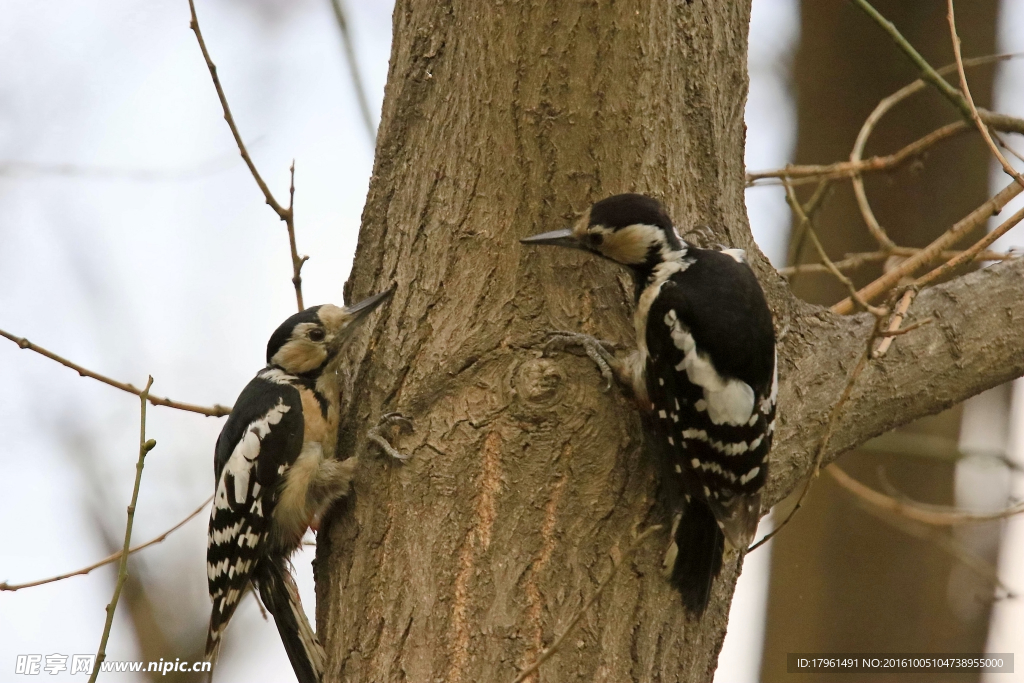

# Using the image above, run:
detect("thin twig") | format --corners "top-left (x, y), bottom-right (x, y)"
top-left (285, 161), bottom-right (307, 310)
top-left (832, 178), bottom-right (1024, 314)
top-left (187, 0), bottom-right (307, 312)
top-left (747, 121), bottom-right (969, 186)
top-left (779, 247), bottom-right (1014, 277)
top-left (783, 180), bottom-right (887, 317)
top-left (747, 54), bottom-right (1022, 191)
top-left (876, 317), bottom-right (932, 337)
top-left (327, 0), bottom-right (378, 147)
top-left (0, 328), bottom-right (230, 417)
top-left (510, 525), bottom-right (663, 683)
top-left (829, 465), bottom-right (1024, 526)
top-left (847, 54), bottom-right (1024, 254)
top-left (852, 0), bottom-right (1024, 135)
top-left (0, 147), bottom-right (250, 181)
top-left (873, 289), bottom-right (917, 358)
top-left (947, 0), bottom-right (1024, 191)
top-left (913, 204), bottom-right (1024, 289)
top-left (749, 317), bottom-right (884, 552)
top-left (784, 179), bottom-right (832, 283)
top-left (89, 377), bottom-right (158, 683)
top-left (853, 489), bottom-right (1014, 597)
top-left (1, 497), bottom-right (212, 592)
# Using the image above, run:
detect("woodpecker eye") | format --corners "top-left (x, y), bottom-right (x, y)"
top-left (308, 328), bottom-right (326, 342)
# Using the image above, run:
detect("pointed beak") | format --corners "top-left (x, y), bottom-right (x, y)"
top-left (520, 228), bottom-right (588, 251)
top-left (345, 287), bottom-right (394, 323)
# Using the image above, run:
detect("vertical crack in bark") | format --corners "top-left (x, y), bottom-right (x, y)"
top-left (521, 464), bottom-right (568, 683)
top-left (447, 429), bottom-right (502, 683)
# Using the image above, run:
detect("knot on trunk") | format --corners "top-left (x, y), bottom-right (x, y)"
top-left (513, 357), bottom-right (565, 407)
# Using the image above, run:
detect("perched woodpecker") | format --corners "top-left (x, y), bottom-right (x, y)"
top-left (205, 289), bottom-right (401, 682)
top-left (522, 193), bottom-right (777, 615)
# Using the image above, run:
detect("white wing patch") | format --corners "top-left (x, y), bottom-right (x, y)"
top-left (217, 399), bottom-right (292, 510)
top-left (663, 309), bottom-right (755, 426)
top-left (760, 350), bottom-right (778, 415)
top-left (720, 248), bottom-right (747, 263)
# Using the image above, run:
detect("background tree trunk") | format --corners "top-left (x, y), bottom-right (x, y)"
top-left (761, 3), bottom-right (1001, 682)
top-left (315, 2), bottom-right (1024, 682)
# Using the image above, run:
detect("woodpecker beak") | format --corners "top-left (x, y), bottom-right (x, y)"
top-left (520, 228), bottom-right (588, 252)
top-left (345, 287), bottom-right (394, 322)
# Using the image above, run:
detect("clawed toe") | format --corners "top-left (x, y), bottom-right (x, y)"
top-left (368, 412), bottom-right (414, 461)
top-left (541, 331), bottom-right (619, 391)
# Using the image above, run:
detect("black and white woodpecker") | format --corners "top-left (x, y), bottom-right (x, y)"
top-left (522, 193), bottom-right (777, 615)
top-left (205, 288), bottom-right (404, 682)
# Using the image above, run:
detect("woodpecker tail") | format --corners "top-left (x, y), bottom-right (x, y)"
top-left (254, 560), bottom-right (326, 683)
top-left (662, 497), bottom-right (724, 616)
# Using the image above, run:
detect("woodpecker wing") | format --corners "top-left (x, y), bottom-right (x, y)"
top-left (206, 369), bottom-right (304, 657)
top-left (644, 249), bottom-right (776, 549)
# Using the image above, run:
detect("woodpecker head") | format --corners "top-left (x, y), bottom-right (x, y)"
top-left (266, 288), bottom-right (393, 375)
top-left (521, 193), bottom-right (687, 271)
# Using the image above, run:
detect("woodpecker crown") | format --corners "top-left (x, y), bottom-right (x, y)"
top-left (265, 289), bottom-right (393, 375)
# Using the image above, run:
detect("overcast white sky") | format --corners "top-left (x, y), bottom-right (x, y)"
top-left (1, 1), bottom-right (1019, 682)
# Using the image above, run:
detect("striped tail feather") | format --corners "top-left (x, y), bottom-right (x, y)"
top-left (662, 497), bottom-right (725, 616)
top-left (254, 560), bottom-right (326, 683)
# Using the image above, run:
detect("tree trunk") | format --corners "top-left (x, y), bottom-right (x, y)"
top-left (315, 2), bottom-right (1024, 682)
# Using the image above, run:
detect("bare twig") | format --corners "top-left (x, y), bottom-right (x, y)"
top-left (783, 180), bottom-right (887, 317)
top-left (1, 497), bottom-right (212, 592)
top-left (913, 205), bottom-right (1024, 289)
top-left (0, 148), bottom-right (250, 181)
top-left (784, 179), bottom-right (832, 281)
top-left (852, 0), bottom-right (1024, 135)
top-left (750, 318), bottom-right (884, 552)
top-left (747, 121), bottom-right (969, 186)
top-left (779, 247), bottom-right (1013, 277)
top-left (873, 289), bottom-right (916, 358)
top-left (852, 489), bottom-right (1013, 596)
top-left (876, 317), bottom-right (933, 337)
top-left (511, 525), bottom-right (663, 683)
top-left (187, 0), bottom-right (307, 311)
top-left (947, 1), bottom-right (1024, 191)
top-left (845, 54), bottom-right (1024, 254)
top-left (829, 465), bottom-right (1024, 526)
top-left (285, 161), bottom-right (307, 309)
top-left (0, 328), bottom-right (230, 417)
top-left (832, 178), bottom-right (1024, 314)
top-left (327, 0), bottom-right (378, 147)
top-left (89, 377), bottom-right (158, 683)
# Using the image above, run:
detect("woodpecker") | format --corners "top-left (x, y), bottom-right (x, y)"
top-left (522, 193), bottom-right (777, 615)
top-left (205, 288), bottom-right (403, 682)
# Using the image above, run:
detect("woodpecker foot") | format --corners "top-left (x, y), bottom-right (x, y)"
top-left (543, 331), bottom-right (619, 391)
top-left (367, 412), bottom-right (414, 461)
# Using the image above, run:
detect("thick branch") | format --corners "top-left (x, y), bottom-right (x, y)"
top-left (767, 256), bottom-right (1024, 506)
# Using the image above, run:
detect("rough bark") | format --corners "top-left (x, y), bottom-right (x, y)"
top-left (314, 2), bottom-right (1024, 682)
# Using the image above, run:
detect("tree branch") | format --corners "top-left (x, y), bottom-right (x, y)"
top-left (327, 0), bottom-right (378, 147)
top-left (852, 0), bottom-right (1024, 135)
top-left (187, 0), bottom-right (307, 311)
top-left (832, 178), bottom-right (1023, 314)
top-left (0, 497), bottom-right (211, 592)
top-left (946, 0), bottom-right (1024, 190)
top-left (0, 328), bottom-right (230, 417)
top-left (768, 256), bottom-right (1024, 508)
top-left (89, 377), bottom-right (157, 683)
